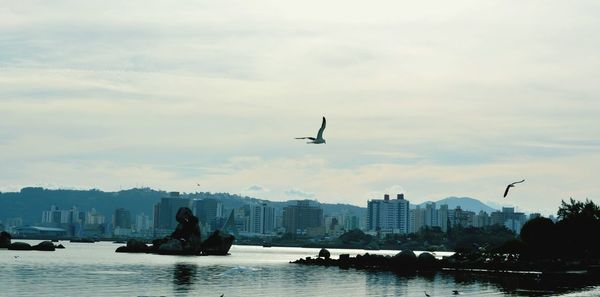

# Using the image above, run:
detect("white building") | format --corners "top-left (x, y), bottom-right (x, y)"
top-left (367, 194), bottom-right (410, 235)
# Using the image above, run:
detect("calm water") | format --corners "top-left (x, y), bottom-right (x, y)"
top-left (1, 240), bottom-right (599, 297)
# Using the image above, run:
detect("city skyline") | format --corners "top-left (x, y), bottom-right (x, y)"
top-left (2, 1), bottom-right (599, 216)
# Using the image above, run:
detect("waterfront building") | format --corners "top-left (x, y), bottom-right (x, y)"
top-left (282, 200), bottom-right (325, 237)
top-left (367, 194), bottom-right (410, 235)
top-left (248, 203), bottom-right (276, 234)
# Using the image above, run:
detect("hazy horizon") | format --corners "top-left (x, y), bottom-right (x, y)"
top-left (2, 1), bottom-right (599, 215)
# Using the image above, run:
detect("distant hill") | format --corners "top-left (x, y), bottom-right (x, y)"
top-left (414, 196), bottom-right (498, 213)
top-left (0, 187), bottom-right (365, 225)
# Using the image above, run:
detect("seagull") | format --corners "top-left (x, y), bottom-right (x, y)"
top-left (295, 117), bottom-right (326, 144)
top-left (503, 179), bottom-right (525, 197)
top-left (424, 291), bottom-right (431, 297)
top-left (452, 290), bottom-right (460, 295)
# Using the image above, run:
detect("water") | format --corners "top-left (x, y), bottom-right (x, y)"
top-left (1, 241), bottom-right (598, 297)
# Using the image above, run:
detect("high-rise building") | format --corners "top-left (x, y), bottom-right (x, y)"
top-left (192, 198), bottom-right (224, 233)
top-left (248, 203), bottom-right (275, 234)
top-left (437, 204), bottom-right (449, 232)
top-left (113, 208), bottom-right (132, 229)
top-left (367, 194), bottom-right (410, 235)
top-left (282, 200), bottom-right (324, 237)
top-left (86, 208), bottom-right (106, 225)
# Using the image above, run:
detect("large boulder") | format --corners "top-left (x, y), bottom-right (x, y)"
top-left (0, 231), bottom-right (11, 248)
top-left (116, 239), bottom-right (149, 253)
top-left (8, 242), bottom-right (32, 250)
top-left (417, 252), bottom-right (438, 269)
top-left (318, 248), bottom-right (331, 259)
top-left (158, 239), bottom-right (183, 254)
top-left (32, 241), bottom-right (56, 251)
top-left (392, 250), bottom-right (418, 269)
top-left (201, 230), bottom-right (235, 255)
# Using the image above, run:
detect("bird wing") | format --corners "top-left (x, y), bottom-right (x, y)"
top-left (316, 117), bottom-right (326, 139)
top-left (503, 185), bottom-right (511, 197)
top-left (511, 179), bottom-right (525, 185)
top-left (295, 137), bottom-right (316, 140)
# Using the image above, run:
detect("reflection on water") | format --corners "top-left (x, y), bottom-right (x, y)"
top-left (0, 242), bottom-right (598, 297)
top-left (173, 263), bottom-right (197, 292)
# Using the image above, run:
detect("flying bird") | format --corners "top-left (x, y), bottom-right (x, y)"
top-left (452, 290), bottom-right (460, 295)
top-left (503, 179), bottom-right (525, 197)
top-left (295, 117), bottom-right (326, 144)
top-left (424, 291), bottom-right (431, 297)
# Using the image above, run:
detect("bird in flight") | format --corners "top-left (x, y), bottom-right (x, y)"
top-left (424, 291), bottom-right (431, 297)
top-left (295, 117), bottom-right (326, 144)
top-left (503, 179), bottom-right (525, 197)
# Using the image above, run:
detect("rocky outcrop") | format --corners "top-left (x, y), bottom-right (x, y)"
top-left (0, 231), bottom-right (11, 248)
top-left (7, 241), bottom-right (57, 251)
top-left (318, 248), bottom-right (331, 259)
top-left (116, 207), bottom-right (234, 256)
top-left (32, 241), bottom-right (56, 251)
top-left (115, 239), bottom-right (149, 253)
top-left (200, 230), bottom-right (235, 255)
top-left (8, 242), bottom-right (32, 250)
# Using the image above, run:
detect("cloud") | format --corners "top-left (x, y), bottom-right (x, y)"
top-left (285, 188), bottom-right (315, 199)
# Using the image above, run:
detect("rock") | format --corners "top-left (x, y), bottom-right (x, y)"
top-left (392, 250), bottom-right (418, 268)
top-left (116, 239), bottom-right (149, 253)
top-left (417, 252), bottom-right (438, 269)
top-left (200, 230), bottom-right (235, 255)
top-left (318, 248), bottom-right (331, 259)
top-left (0, 231), bottom-right (11, 248)
top-left (33, 241), bottom-right (56, 251)
top-left (158, 239), bottom-right (183, 253)
top-left (55, 244), bottom-right (65, 249)
top-left (8, 242), bottom-right (32, 250)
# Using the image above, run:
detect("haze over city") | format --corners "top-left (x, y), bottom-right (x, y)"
top-left (2, 1), bottom-right (600, 215)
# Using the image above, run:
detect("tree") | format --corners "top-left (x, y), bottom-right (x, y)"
top-left (519, 217), bottom-right (555, 259)
top-left (556, 198), bottom-right (600, 259)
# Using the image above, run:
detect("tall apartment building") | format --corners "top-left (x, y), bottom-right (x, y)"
top-left (367, 194), bottom-right (410, 235)
top-left (248, 203), bottom-right (276, 234)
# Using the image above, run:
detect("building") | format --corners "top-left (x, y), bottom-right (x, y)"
top-left (40, 206), bottom-right (84, 236)
top-left (282, 200), bottom-right (324, 237)
top-left (367, 194), bottom-right (410, 235)
top-left (248, 203), bottom-right (276, 235)
top-left (192, 198), bottom-right (224, 233)
top-left (13, 226), bottom-right (67, 238)
top-left (113, 208), bottom-right (132, 229)
top-left (490, 207), bottom-right (527, 234)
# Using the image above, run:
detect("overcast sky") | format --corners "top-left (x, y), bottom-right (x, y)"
top-left (1, 1), bottom-right (599, 214)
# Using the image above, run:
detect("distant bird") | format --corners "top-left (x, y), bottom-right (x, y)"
top-left (220, 295), bottom-right (224, 297)
top-left (14, 256), bottom-right (19, 259)
top-left (503, 179), bottom-right (525, 197)
top-left (424, 291), bottom-right (431, 297)
top-left (295, 117), bottom-right (326, 144)
top-left (452, 290), bottom-right (460, 295)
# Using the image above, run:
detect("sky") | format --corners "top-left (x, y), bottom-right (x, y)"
top-left (1, 1), bottom-right (599, 215)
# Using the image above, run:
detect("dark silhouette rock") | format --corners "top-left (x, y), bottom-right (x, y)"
top-left (0, 231), bottom-right (11, 248)
top-left (318, 248), bottom-right (331, 259)
top-left (115, 239), bottom-right (149, 253)
top-left (115, 207), bottom-right (234, 256)
top-left (417, 252), bottom-right (438, 269)
top-left (32, 241), bottom-right (56, 251)
top-left (55, 244), bottom-right (65, 249)
top-left (392, 250), bottom-right (418, 269)
top-left (201, 230), bottom-right (235, 255)
top-left (8, 242), bottom-right (32, 250)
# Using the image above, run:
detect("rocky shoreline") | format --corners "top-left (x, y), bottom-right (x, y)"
top-left (292, 248), bottom-right (600, 283)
